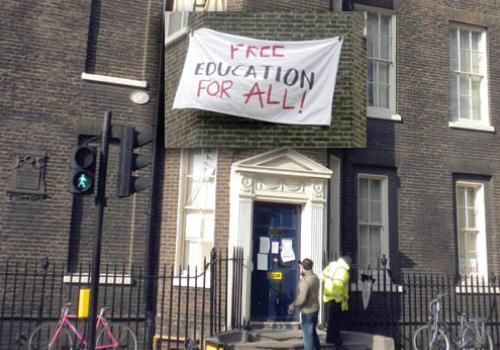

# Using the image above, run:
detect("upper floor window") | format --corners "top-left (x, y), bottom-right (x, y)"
top-left (357, 175), bottom-right (389, 269)
top-left (456, 182), bottom-right (488, 277)
top-left (165, 0), bottom-right (227, 44)
top-left (449, 25), bottom-right (492, 131)
top-left (165, 12), bottom-right (189, 44)
top-left (366, 12), bottom-right (398, 120)
top-left (176, 149), bottom-right (217, 273)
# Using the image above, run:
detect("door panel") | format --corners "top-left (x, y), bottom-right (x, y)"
top-left (251, 202), bottom-right (300, 322)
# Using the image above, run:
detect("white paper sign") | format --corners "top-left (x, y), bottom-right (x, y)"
top-left (281, 239), bottom-right (296, 263)
top-left (173, 28), bottom-right (343, 125)
top-left (259, 236), bottom-right (270, 254)
top-left (271, 241), bottom-right (280, 254)
top-left (257, 253), bottom-right (268, 271)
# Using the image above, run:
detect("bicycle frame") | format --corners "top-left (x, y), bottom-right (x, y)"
top-left (49, 305), bottom-right (120, 349)
top-left (448, 314), bottom-right (489, 348)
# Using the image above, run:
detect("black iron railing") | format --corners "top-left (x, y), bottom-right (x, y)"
top-left (346, 260), bottom-right (500, 349)
top-left (0, 247), bottom-right (244, 350)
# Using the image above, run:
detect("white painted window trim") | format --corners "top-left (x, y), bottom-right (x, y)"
top-left (357, 174), bottom-right (390, 270)
top-left (448, 120), bottom-right (495, 132)
top-left (81, 73), bottom-right (147, 88)
top-left (165, 12), bottom-right (189, 46)
top-left (456, 181), bottom-right (488, 278)
top-left (173, 149), bottom-right (217, 287)
top-left (63, 273), bottom-right (132, 285)
top-left (366, 13), bottom-right (398, 121)
top-left (449, 25), bottom-right (492, 130)
top-left (350, 282), bottom-right (403, 293)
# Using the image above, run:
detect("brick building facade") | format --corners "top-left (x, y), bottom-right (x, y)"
top-left (0, 0), bottom-right (163, 269)
top-left (2, 0), bottom-right (500, 347)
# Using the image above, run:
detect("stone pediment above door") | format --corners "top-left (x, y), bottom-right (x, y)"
top-left (232, 148), bottom-right (332, 179)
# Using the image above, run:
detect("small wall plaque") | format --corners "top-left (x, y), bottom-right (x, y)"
top-left (7, 152), bottom-right (48, 199)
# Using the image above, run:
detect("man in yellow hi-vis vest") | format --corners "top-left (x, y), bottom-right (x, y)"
top-left (321, 256), bottom-right (351, 348)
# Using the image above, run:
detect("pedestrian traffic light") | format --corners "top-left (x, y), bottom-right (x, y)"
top-left (69, 145), bottom-right (97, 194)
top-left (117, 126), bottom-right (152, 198)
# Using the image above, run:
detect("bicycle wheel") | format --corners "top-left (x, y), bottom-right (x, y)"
top-left (96, 323), bottom-right (137, 350)
top-left (28, 322), bottom-right (73, 350)
top-left (413, 325), bottom-right (450, 350)
top-left (463, 328), bottom-right (493, 350)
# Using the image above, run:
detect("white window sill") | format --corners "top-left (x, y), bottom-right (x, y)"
top-left (81, 73), bottom-right (148, 89)
top-left (350, 282), bottom-right (403, 293)
top-left (173, 271), bottom-right (211, 288)
top-left (63, 273), bottom-right (133, 285)
top-left (455, 284), bottom-right (500, 294)
top-left (165, 28), bottom-right (189, 46)
top-left (368, 113), bottom-right (402, 122)
top-left (449, 120), bottom-right (495, 132)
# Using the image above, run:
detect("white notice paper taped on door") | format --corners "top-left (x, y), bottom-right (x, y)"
top-left (259, 236), bottom-right (270, 254)
top-left (257, 253), bottom-right (268, 271)
top-left (280, 239), bottom-right (296, 263)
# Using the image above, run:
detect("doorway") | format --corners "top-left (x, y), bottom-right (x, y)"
top-left (250, 202), bottom-right (301, 322)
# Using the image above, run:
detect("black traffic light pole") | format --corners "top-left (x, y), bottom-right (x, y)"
top-left (87, 111), bottom-right (112, 350)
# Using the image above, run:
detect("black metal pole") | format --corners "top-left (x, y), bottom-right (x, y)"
top-left (88, 111), bottom-right (111, 350)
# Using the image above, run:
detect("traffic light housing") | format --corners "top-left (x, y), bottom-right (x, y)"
top-left (117, 126), bottom-right (152, 198)
top-left (69, 145), bottom-right (97, 194)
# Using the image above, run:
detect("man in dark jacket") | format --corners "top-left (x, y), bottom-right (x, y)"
top-left (288, 258), bottom-right (320, 350)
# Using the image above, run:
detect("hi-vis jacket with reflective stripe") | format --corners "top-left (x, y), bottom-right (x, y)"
top-left (321, 258), bottom-right (350, 311)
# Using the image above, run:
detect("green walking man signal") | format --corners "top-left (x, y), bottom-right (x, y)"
top-left (69, 145), bottom-right (97, 194)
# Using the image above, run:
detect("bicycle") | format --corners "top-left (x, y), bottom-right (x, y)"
top-left (28, 303), bottom-right (137, 350)
top-left (413, 293), bottom-right (450, 350)
top-left (448, 311), bottom-right (493, 350)
top-left (413, 293), bottom-right (493, 350)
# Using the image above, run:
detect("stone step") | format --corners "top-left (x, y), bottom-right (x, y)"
top-left (206, 329), bottom-right (394, 350)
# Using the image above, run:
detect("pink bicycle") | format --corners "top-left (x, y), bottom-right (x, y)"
top-left (28, 303), bottom-right (137, 350)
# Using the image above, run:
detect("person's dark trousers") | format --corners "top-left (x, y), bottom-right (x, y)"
top-left (326, 300), bottom-right (343, 345)
top-left (301, 311), bottom-right (321, 350)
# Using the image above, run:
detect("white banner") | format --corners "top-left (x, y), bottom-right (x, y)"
top-left (173, 28), bottom-right (343, 126)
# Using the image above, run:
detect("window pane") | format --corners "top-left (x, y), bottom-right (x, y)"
top-left (450, 29), bottom-right (458, 49)
top-left (359, 199), bottom-right (369, 222)
top-left (471, 80), bottom-right (481, 120)
top-left (467, 187), bottom-right (475, 207)
top-left (457, 207), bottom-right (465, 229)
top-left (459, 76), bottom-right (471, 119)
top-left (370, 179), bottom-right (381, 199)
top-left (378, 63), bottom-right (389, 108)
top-left (367, 14), bottom-right (379, 58)
top-left (471, 52), bottom-right (482, 74)
top-left (380, 15), bottom-right (390, 36)
top-left (450, 74), bottom-right (459, 121)
top-left (471, 31), bottom-right (481, 51)
top-left (184, 241), bottom-right (201, 268)
top-left (467, 209), bottom-right (476, 228)
top-left (369, 226), bottom-right (381, 266)
top-left (368, 83), bottom-right (375, 107)
top-left (359, 178), bottom-right (369, 199)
top-left (460, 49), bottom-right (470, 72)
top-left (185, 211), bottom-right (202, 239)
top-left (380, 35), bottom-right (390, 61)
top-left (167, 12), bottom-right (183, 36)
top-left (370, 200), bottom-right (382, 223)
top-left (460, 29), bottom-right (470, 50)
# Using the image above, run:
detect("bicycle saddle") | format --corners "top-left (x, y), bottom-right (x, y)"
top-left (99, 306), bottom-right (111, 315)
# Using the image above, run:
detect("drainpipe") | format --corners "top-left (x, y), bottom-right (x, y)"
top-left (144, 0), bottom-right (166, 347)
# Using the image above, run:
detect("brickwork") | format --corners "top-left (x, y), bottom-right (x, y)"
top-left (165, 11), bottom-right (366, 148)
top-left (227, 0), bottom-right (330, 11)
top-left (342, 0), bottom-right (500, 274)
top-left (0, 0), bottom-right (163, 267)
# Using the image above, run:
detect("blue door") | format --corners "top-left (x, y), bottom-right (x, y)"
top-left (251, 202), bottom-right (300, 322)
